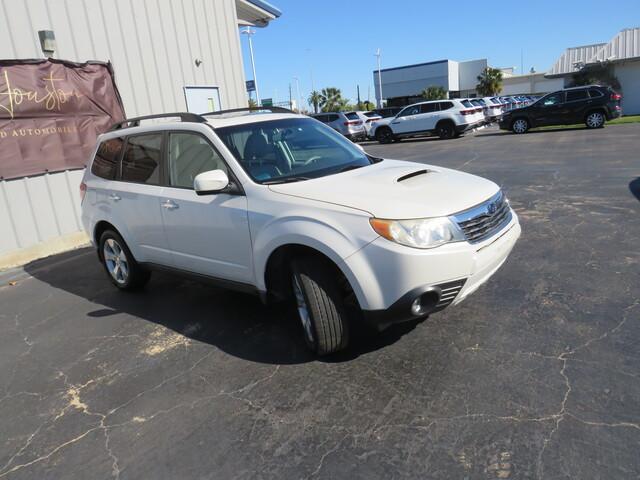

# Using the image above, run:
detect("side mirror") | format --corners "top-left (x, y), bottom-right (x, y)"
top-left (194, 169), bottom-right (229, 195)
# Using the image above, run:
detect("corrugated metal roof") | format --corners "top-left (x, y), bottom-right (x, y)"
top-left (549, 44), bottom-right (606, 75)
top-left (592, 27), bottom-right (640, 63)
top-left (549, 27), bottom-right (640, 75)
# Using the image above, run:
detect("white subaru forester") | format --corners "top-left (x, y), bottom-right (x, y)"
top-left (81, 108), bottom-right (521, 355)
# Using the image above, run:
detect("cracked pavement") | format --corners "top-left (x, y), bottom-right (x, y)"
top-left (1, 124), bottom-right (639, 479)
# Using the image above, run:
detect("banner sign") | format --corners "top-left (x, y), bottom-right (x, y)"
top-left (0, 59), bottom-right (126, 180)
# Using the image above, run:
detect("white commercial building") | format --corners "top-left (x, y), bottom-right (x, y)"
top-left (502, 27), bottom-right (640, 115)
top-left (0, 0), bottom-right (281, 267)
top-left (373, 58), bottom-right (487, 106)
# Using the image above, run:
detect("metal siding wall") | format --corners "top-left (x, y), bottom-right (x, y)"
top-left (0, 0), bottom-right (248, 256)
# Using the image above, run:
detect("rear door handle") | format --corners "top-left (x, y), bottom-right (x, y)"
top-left (108, 193), bottom-right (121, 201)
top-left (161, 199), bottom-right (179, 210)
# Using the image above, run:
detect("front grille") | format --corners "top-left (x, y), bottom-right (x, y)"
top-left (433, 279), bottom-right (466, 311)
top-left (453, 191), bottom-right (512, 244)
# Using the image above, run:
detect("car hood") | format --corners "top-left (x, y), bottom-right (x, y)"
top-left (268, 159), bottom-right (500, 218)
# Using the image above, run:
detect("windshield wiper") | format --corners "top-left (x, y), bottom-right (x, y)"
top-left (263, 176), bottom-right (310, 185)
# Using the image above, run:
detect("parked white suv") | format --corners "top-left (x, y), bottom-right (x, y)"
top-left (81, 108), bottom-right (521, 355)
top-left (370, 100), bottom-right (484, 143)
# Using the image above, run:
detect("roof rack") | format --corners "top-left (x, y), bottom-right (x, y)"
top-left (109, 112), bottom-right (207, 131)
top-left (201, 106), bottom-right (294, 116)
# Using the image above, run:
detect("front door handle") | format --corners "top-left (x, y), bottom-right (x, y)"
top-left (109, 193), bottom-right (121, 201)
top-left (161, 199), bottom-right (179, 210)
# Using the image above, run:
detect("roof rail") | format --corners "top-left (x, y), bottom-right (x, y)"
top-left (201, 106), bottom-right (294, 116)
top-left (109, 112), bottom-right (207, 131)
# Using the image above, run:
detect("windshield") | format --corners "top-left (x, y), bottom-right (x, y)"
top-left (215, 118), bottom-right (375, 184)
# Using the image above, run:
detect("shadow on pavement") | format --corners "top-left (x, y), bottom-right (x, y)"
top-left (476, 126), bottom-right (587, 138)
top-left (23, 248), bottom-right (420, 365)
top-left (630, 177), bottom-right (640, 202)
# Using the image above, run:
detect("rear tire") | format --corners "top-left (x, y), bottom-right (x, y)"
top-left (99, 230), bottom-right (150, 291)
top-left (585, 111), bottom-right (605, 129)
top-left (375, 127), bottom-right (395, 144)
top-left (290, 257), bottom-right (349, 356)
top-left (437, 121), bottom-right (455, 139)
top-left (511, 118), bottom-right (529, 134)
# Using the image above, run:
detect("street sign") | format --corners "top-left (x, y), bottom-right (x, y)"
top-left (261, 98), bottom-right (273, 107)
top-left (245, 80), bottom-right (255, 92)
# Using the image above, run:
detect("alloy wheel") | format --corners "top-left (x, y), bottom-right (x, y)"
top-left (292, 274), bottom-right (314, 344)
top-left (103, 238), bottom-right (129, 284)
top-left (512, 119), bottom-right (528, 133)
top-left (586, 112), bottom-right (604, 128)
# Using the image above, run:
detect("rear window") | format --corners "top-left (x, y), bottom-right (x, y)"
top-left (461, 100), bottom-right (473, 108)
top-left (91, 137), bottom-right (123, 180)
top-left (345, 112), bottom-right (359, 120)
top-left (121, 134), bottom-right (163, 184)
top-left (363, 111), bottom-right (380, 118)
top-left (566, 90), bottom-right (589, 102)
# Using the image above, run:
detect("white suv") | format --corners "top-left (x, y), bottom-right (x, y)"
top-left (370, 100), bottom-right (484, 143)
top-left (81, 108), bottom-right (520, 355)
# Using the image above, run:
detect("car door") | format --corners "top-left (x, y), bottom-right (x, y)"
top-left (112, 132), bottom-right (173, 265)
top-left (415, 102), bottom-right (440, 131)
top-left (390, 105), bottom-right (420, 134)
top-left (535, 91), bottom-right (568, 126)
top-left (159, 131), bottom-right (253, 284)
top-left (565, 89), bottom-right (590, 123)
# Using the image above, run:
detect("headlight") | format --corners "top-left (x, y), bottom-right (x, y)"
top-left (369, 217), bottom-right (465, 249)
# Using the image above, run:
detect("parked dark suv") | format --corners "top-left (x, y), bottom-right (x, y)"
top-left (499, 85), bottom-right (622, 133)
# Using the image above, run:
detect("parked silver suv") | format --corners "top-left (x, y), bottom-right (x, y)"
top-left (310, 112), bottom-right (366, 141)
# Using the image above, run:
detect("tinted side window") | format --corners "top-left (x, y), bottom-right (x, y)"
top-left (420, 103), bottom-right (438, 113)
top-left (121, 134), bottom-right (162, 184)
top-left (315, 115), bottom-right (327, 123)
top-left (167, 133), bottom-right (228, 189)
top-left (91, 138), bottom-right (123, 180)
top-left (439, 101), bottom-right (454, 111)
top-left (328, 114), bottom-right (340, 122)
top-left (399, 105), bottom-right (420, 117)
top-left (566, 90), bottom-right (588, 102)
top-left (588, 89), bottom-right (603, 98)
top-left (541, 92), bottom-right (565, 106)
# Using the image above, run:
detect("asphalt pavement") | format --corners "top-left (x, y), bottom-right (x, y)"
top-left (1, 124), bottom-right (639, 479)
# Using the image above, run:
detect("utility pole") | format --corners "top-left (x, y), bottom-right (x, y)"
top-left (242, 28), bottom-right (260, 105)
top-left (293, 76), bottom-right (302, 113)
top-left (288, 83), bottom-right (293, 110)
top-left (357, 85), bottom-right (361, 109)
top-left (375, 48), bottom-right (383, 108)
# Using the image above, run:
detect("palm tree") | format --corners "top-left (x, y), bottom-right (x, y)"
top-left (308, 90), bottom-right (322, 114)
top-left (421, 85), bottom-right (447, 100)
top-left (476, 67), bottom-right (503, 96)
top-left (319, 87), bottom-right (348, 112)
top-left (248, 98), bottom-right (258, 108)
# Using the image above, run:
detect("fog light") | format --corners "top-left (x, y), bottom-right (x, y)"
top-left (411, 298), bottom-right (422, 315)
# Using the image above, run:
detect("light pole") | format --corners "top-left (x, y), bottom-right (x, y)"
top-left (241, 27), bottom-right (260, 105)
top-left (375, 48), bottom-right (383, 108)
top-left (293, 76), bottom-right (302, 113)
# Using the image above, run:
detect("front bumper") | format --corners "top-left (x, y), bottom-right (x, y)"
top-left (348, 215), bottom-right (521, 330)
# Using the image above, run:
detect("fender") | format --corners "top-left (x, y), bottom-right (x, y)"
top-left (251, 212), bottom-right (376, 307)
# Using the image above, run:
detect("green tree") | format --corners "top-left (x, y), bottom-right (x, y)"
top-left (248, 98), bottom-right (258, 108)
top-left (308, 90), bottom-right (322, 114)
top-left (476, 67), bottom-right (504, 96)
top-left (570, 64), bottom-right (621, 91)
top-left (319, 87), bottom-right (349, 112)
top-left (421, 85), bottom-right (447, 100)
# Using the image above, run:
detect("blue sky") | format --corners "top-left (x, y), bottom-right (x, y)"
top-left (240, 0), bottom-right (639, 107)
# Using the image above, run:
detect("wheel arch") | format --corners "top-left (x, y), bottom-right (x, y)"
top-left (584, 107), bottom-right (607, 121)
top-left (92, 220), bottom-right (141, 261)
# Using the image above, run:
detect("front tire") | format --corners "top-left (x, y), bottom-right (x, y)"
top-left (511, 118), bottom-right (529, 134)
top-left (99, 230), bottom-right (150, 290)
top-left (375, 127), bottom-right (395, 144)
top-left (290, 257), bottom-right (349, 355)
top-left (585, 111), bottom-right (605, 129)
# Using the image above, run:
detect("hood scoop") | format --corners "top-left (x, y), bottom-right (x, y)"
top-left (397, 169), bottom-right (431, 182)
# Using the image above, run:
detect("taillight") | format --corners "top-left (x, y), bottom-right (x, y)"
top-left (460, 109), bottom-right (473, 116)
top-left (611, 93), bottom-right (622, 101)
top-left (79, 181), bottom-right (87, 203)
top-left (344, 120), bottom-right (362, 126)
